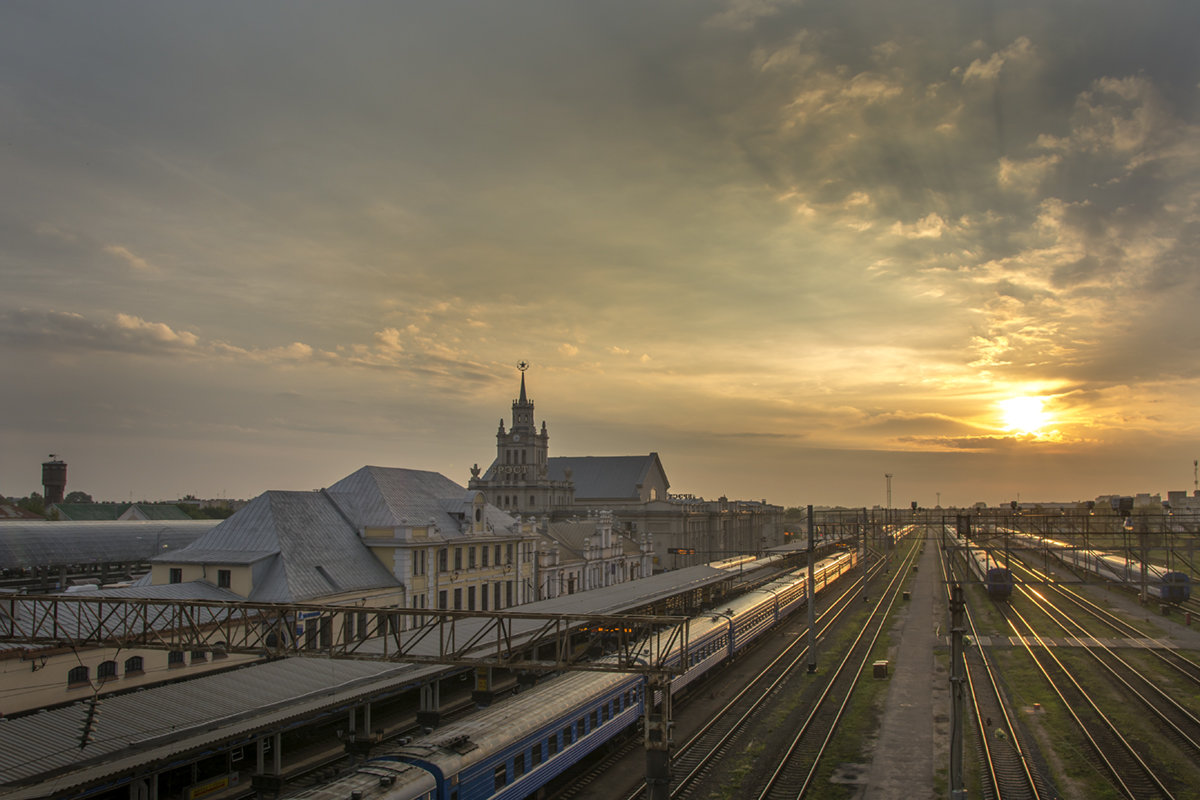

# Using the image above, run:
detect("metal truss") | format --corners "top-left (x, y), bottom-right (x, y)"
top-left (0, 595), bottom-right (690, 676)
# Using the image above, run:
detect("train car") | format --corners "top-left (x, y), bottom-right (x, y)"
top-left (1008, 532), bottom-right (1191, 602)
top-left (295, 549), bottom-right (860, 800)
top-left (963, 546), bottom-right (1013, 601)
top-left (285, 759), bottom-right (436, 800)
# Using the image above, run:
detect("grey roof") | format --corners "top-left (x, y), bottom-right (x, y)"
top-left (325, 465), bottom-right (515, 536)
top-left (0, 521), bottom-right (218, 571)
top-left (65, 580), bottom-right (244, 602)
top-left (164, 491), bottom-right (399, 603)
top-left (547, 454), bottom-right (668, 500)
top-left (541, 520), bottom-right (643, 562)
top-left (0, 657), bottom-right (435, 797)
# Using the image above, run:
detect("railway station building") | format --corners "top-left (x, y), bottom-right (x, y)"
top-left (468, 367), bottom-right (785, 569)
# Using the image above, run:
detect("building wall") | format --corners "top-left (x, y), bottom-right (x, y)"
top-left (0, 645), bottom-right (258, 717)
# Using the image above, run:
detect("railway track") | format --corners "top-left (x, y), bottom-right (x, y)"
top-left (1003, 600), bottom-right (1177, 800)
top-left (750, 539), bottom-right (920, 800)
top-left (551, 555), bottom-right (879, 800)
top-left (944, 544), bottom-right (1049, 800)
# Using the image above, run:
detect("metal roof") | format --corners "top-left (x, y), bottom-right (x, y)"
top-left (546, 454), bottom-right (668, 500)
top-left (325, 466), bottom-right (516, 536)
top-left (0, 657), bottom-right (439, 798)
top-left (542, 520), bottom-right (644, 562)
top-left (0, 521), bottom-right (218, 571)
top-left (165, 491), bottom-right (399, 603)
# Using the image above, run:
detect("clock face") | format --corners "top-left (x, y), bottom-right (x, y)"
top-left (513, 434), bottom-right (521, 442)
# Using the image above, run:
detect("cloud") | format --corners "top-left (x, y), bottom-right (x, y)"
top-left (890, 213), bottom-right (949, 239)
top-left (559, 343), bottom-right (580, 357)
top-left (958, 37), bottom-right (1037, 85)
top-left (996, 154), bottom-right (1061, 194)
top-left (706, 0), bottom-right (797, 31)
top-left (104, 244), bottom-right (155, 272)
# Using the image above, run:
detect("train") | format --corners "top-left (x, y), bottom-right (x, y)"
top-left (962, 545), bottom-right (1014, 601)
top-left (285, 547), bottom-right (866, 800)
top-left (1007, 532), bottom-right (1191, 602)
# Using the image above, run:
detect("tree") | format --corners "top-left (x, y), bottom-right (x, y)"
top-left (16, 492), bottom-right (45, 516)
top-left (65, 491), bottom-right (94, 504)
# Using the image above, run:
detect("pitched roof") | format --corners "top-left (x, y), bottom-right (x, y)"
top-left (547, 454), bottom-right (669, 500)
top-left (325, 466), bottom-right (514, 536)
top-left (164, 491), bottom-right (398, 602)
top-left (541, 520), bottom-right (644, 561)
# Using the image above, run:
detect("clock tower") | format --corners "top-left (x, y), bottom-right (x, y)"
top-left (469, 362), bottom-right (574, 514)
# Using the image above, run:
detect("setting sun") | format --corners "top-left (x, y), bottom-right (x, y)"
top-left (999, 396), bottom-right (1050, 434)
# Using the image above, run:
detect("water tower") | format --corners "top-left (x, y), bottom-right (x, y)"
top-left (42, 455), bottom-right (67, 505)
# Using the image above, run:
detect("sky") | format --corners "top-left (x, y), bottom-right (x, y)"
top-left (2, 1), bottom-right (1199, 509)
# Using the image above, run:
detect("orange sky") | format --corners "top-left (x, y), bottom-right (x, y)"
top-left (2, 2), bottom-right (1198, 507)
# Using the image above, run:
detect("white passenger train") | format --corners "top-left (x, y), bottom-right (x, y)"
top-left (1007, 532), bottom-right (1190, 602)
top-left (286, 547), bottom-right (867, 800)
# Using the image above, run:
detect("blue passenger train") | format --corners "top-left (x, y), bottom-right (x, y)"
top-left (285, 546), bottom-right (869, 800)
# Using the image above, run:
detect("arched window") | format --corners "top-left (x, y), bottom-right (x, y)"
top-left (67, 665), bottom-right (89, 686)
top-left (97, 660), bottom-right (117, 682)
top-left (124, 656), bottom-right (144, 675)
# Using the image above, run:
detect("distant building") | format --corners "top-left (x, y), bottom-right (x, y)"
top-left (41, 457), bottom-right (66, 506)
top-left (49, 502), bottom-right (193, 521)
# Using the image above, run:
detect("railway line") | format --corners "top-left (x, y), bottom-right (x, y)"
top-left (750, 539), bottom-right (919, 800)
top-left (953, 531), bottom-right (1200, 799)
top-left (603, 547), bottom-right (890, 800)
top-left (943, 543), bottom-right (1049, 800)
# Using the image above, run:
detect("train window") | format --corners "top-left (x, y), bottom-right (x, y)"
top-left (513, 752), bottom-right (526, 779)
top-left (576, 719), bottom-right (585, 739)
top-left (548, 734), bottom-right (558, 756)
top-left (591, 710), bottom-right (599, 728)
top-left (493, 764), bottom-right (506, 790)
top-left (563, 726), bottom-right (572, 745)
top-left (531, 743), bottom-right (542, 766)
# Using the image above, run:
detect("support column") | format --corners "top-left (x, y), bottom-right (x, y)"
top-left (644, 673), bottom-right (674, 800)
top-left (417, 680), bottom-right (441, 728)
top-left (472, 666), bottom-right (495, 706)
top-left (251, 733), bottom-right (284, 799)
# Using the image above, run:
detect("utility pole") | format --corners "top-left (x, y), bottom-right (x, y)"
top-left (885, 473), bottom-right (893, 509)
top-left (807, 505), bottom-right (817, 673)
top-left (645, 672), bottom-right (674, 800)
top-left (949, 583), bottom-right (967, 800)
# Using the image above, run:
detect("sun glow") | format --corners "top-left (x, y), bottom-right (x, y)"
top-left (999, 396), bottom-right (1050, 434)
